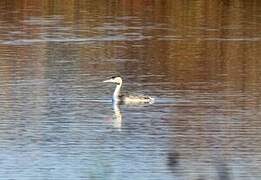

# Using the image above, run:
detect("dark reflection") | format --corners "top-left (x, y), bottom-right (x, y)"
top-left (167, 151), bottom-right (180, 169)
top-left (216, 161), bottom-right (230, 180)
top-left (196, 178), bottom-right (205, 180)
top-left (167, 151), bottom-right (231, 180)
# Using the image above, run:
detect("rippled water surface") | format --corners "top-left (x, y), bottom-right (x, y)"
top-left (0, 1), bottom-right (260, 179)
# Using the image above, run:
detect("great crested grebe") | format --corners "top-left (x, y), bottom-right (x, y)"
top-left (103, 76), bottom-right (154, 104)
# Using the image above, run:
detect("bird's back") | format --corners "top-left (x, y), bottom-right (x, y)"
top-left (120, 95), bottom-right (154, 104)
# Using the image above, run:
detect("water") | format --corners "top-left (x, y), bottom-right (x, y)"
top-left (0, 0), bottom-right (260, 179)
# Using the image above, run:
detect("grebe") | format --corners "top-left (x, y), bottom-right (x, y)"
top-left (103, 76), bottom-right (154, 104)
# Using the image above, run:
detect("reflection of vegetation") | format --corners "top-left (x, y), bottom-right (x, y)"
top-left (0, 0), bottom-right (259, 103)
top-left (0, 0), bottom-right (259, 91)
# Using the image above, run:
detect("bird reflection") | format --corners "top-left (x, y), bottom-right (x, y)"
top-left (112, 102), bottom-right (122, 129)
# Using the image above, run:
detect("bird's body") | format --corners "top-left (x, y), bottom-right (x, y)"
top-left (103, 76), bottom-right (154, 104)
top-left (119, 95), bottom-right (154, 104)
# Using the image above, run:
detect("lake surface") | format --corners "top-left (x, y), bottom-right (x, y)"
top-left (0, 0), bottom-right (260, 179)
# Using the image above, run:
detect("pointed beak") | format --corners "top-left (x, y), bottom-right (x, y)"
top-left (103, 79), bottom-right (112, 83)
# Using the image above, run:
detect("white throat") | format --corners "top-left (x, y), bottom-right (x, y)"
top-left (113, 83), bottom-right (122, 101)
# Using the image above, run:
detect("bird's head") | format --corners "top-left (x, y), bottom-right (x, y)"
top-left (103, 76), bottom-right (122, 85)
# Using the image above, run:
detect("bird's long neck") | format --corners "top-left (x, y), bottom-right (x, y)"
top-left (113, 83), bottom-right (122, 102)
